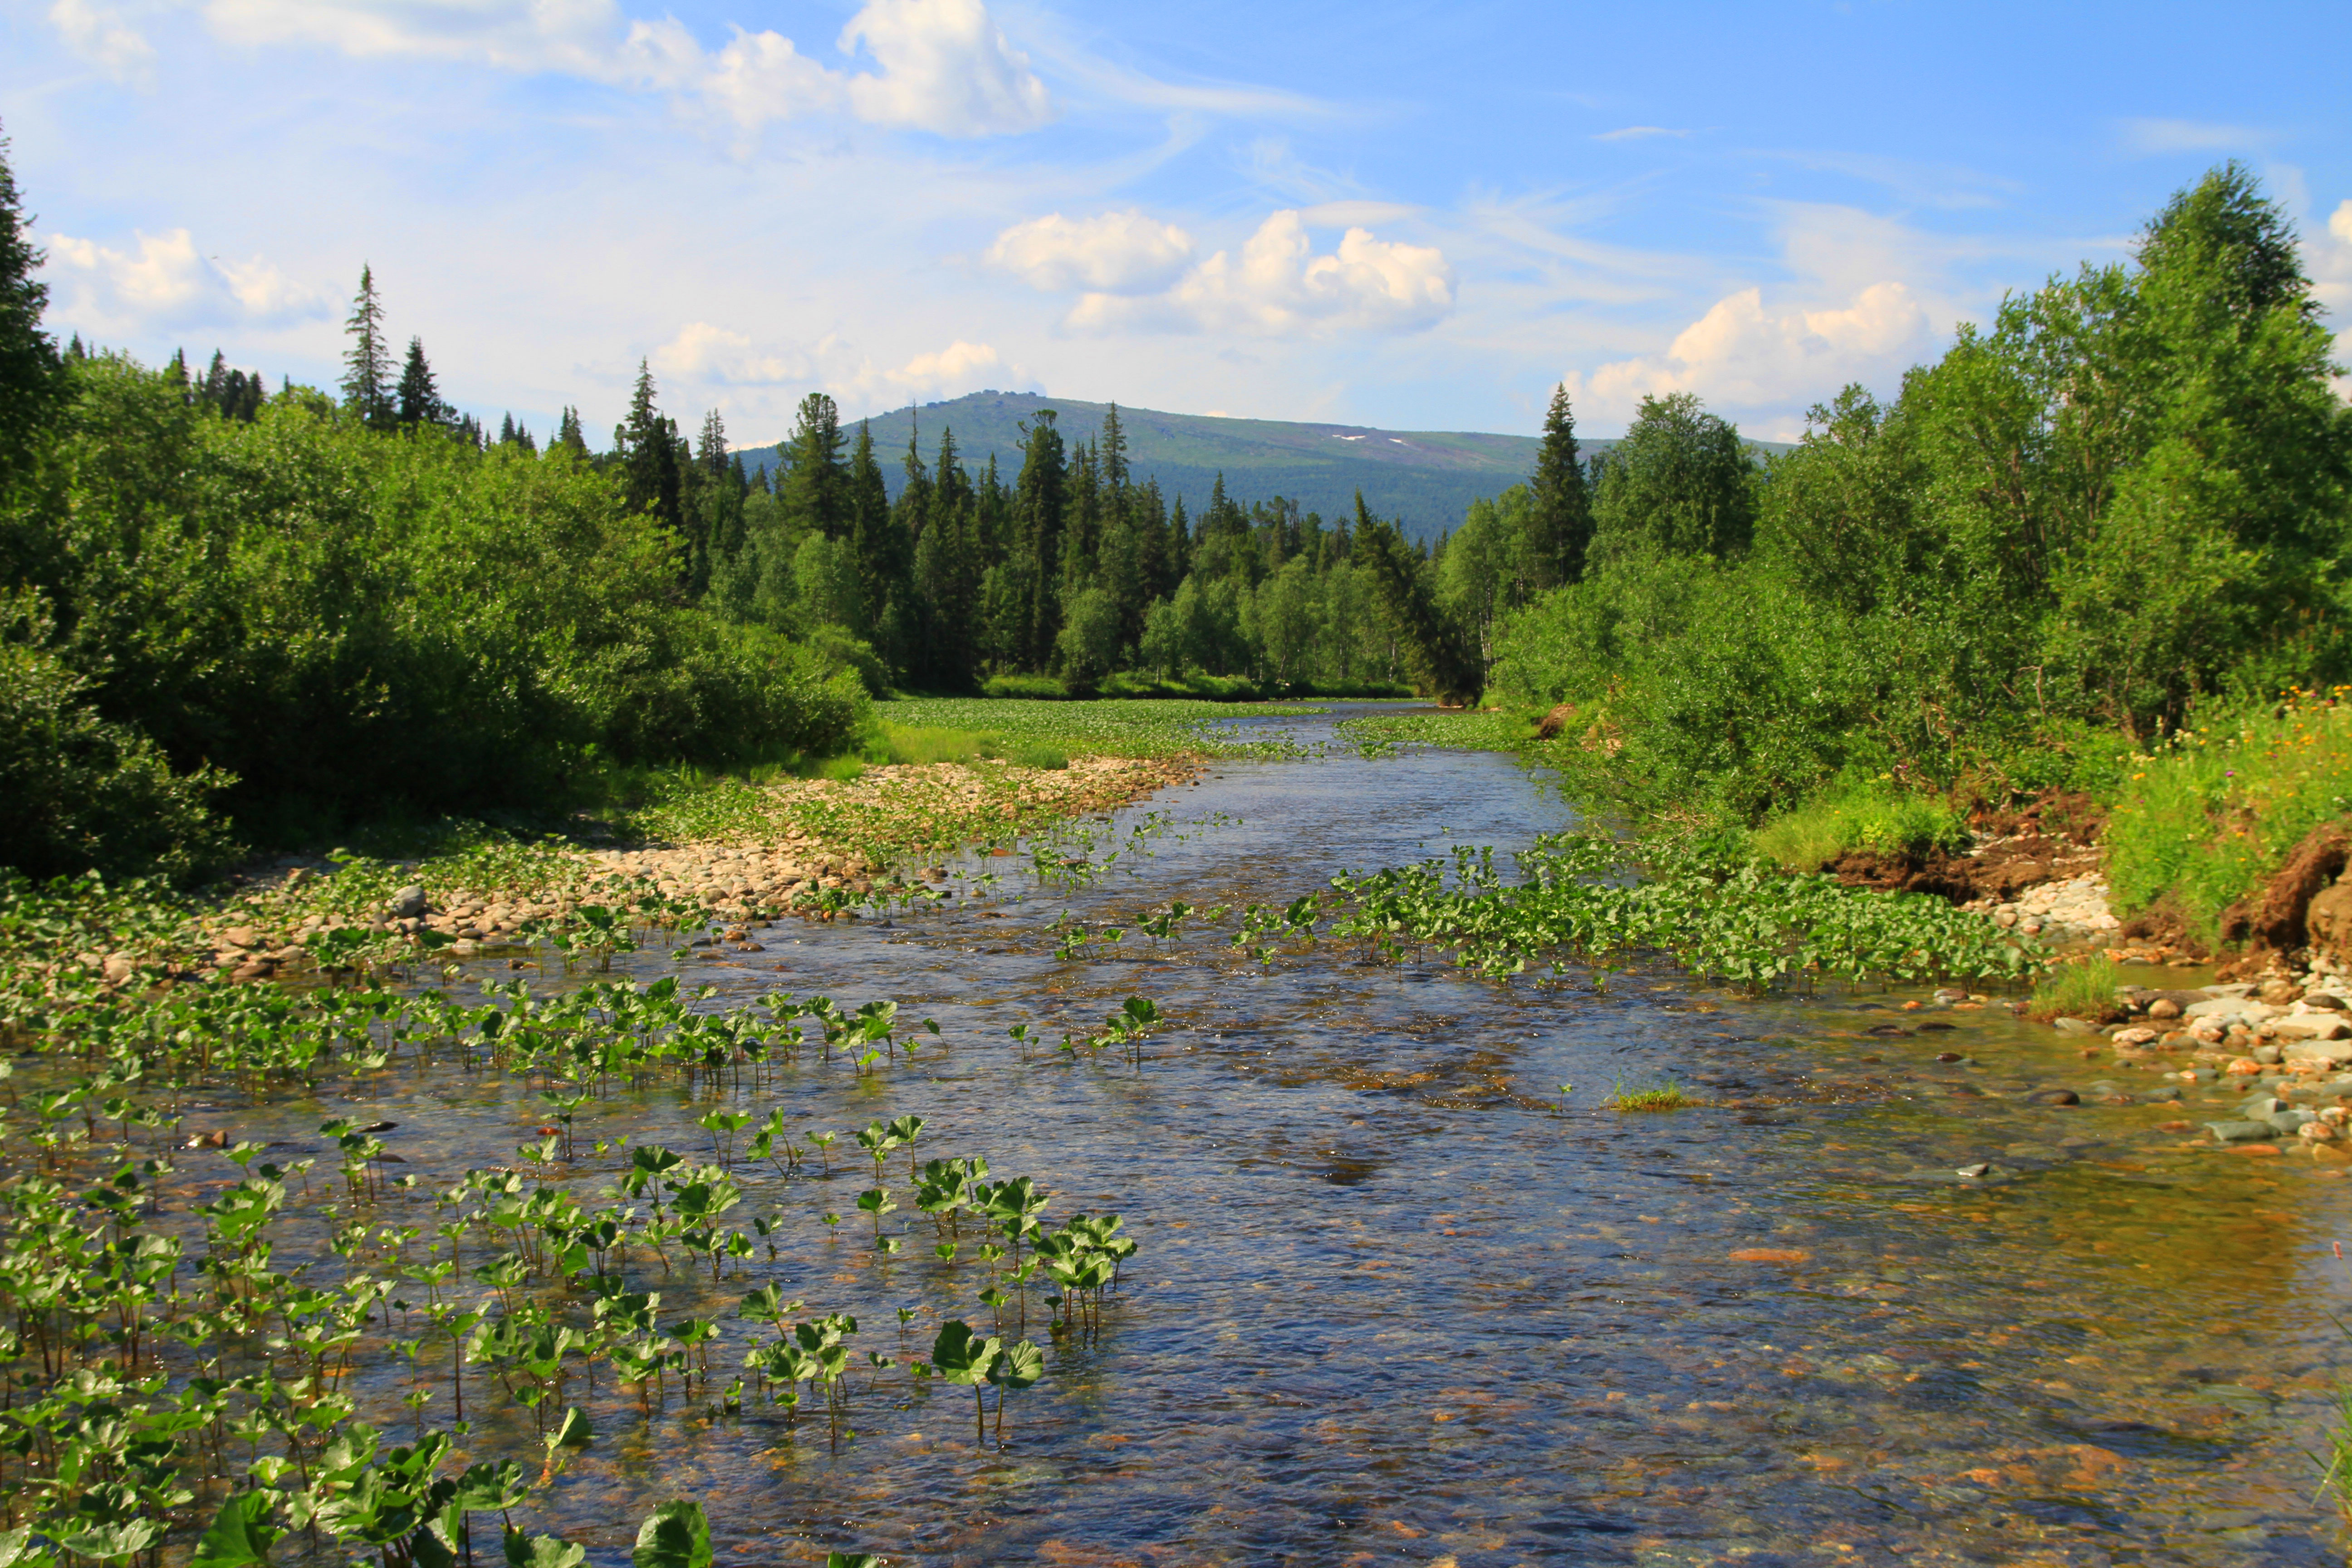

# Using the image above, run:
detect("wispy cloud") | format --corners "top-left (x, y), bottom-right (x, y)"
top-left (1594, 125), bottom-right (1686, 142)
top-left (193, 0), bottom-right (1055, 139)
top-left (2120, 117), bottom-right (2268, 154)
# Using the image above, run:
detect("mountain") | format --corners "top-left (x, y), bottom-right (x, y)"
top-left (742, 391), bottom-right (1564, 543)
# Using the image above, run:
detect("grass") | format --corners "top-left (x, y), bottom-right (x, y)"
top-left (2103, 687), bottom-right (2352, 940)
top-left (1336, 709), bottom-right (1530, 755)
top-left (1605, 1080), bottom-right (1703, 1112)
top-left (2028, 956), bottom-right (2122, 1022)
top-left (880, 697), bottom-right (1321, 760)
top-left (1751, 778), bottom-right (1970, 872)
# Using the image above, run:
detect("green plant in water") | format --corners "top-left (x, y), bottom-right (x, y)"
top-left (2028, 956), bottom-right (2121, 1023)
top-left (1605, 1080), bottom-right (1702, 1112)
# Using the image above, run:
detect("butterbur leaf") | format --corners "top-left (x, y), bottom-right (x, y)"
top-left (191, 1492), bottom-right (282, 1568)
top-left (632, 1500), bottom-right (713, 1568)
top-left (59, 1520), bottom-right (166, 1560)
top-left (544, 1406), bottom-right (593, 1451)
top-left (988, 1338), bottom-right (1044, 1391)
top-left (452, 1458), bottom-right (529, 1512)
top-left (505, 1530), bottom-right (588, 1568)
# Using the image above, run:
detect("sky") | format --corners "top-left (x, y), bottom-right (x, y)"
top-left (3, 0), bottom-right (2349, 447)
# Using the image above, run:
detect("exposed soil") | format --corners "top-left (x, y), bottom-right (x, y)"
top-left (2220, 822), bottom-right (2349, 952)
top-left (1822, 790), bottom-right (2109, 906)
top-left (1826, 833), bottom-right (2098, 906)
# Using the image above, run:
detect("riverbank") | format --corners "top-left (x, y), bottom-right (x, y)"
top-left (15, 749), bottom-right (1204, 995)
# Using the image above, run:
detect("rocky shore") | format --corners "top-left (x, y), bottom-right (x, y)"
top-left (98, 753), bottom-right (1200, 987)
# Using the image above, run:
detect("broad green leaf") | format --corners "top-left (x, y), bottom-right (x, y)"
top-left (631, 1500), bottom-right (713, 1568)
top-left (191, 1492), bottom-right (282, 1568)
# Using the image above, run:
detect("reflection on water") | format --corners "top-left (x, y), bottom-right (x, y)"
top-left (161, 708), bottom-right (2352, 1564)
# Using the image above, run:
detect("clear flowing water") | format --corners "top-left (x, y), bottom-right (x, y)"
top-left (169, 708), bottom-right (2352, 1566)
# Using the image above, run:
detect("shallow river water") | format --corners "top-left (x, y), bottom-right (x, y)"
top-left (181, 707), bottom-right (2352, 1566)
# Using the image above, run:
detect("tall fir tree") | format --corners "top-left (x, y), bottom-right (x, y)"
top-left (847, 421), bottom-right (902, 650)
top-left (1013, 411), bottom-right (1068, 670)
top-left (554, 406), bottom-right (588, 457)
top-left (339, 265), bottom-right (393, 429)
top-left (779, 392), bottom-right (848, 541)
top-left (0, 121), bottom-right (62, 492)
top-left (1529, 382), bottom-right (1595, 585)
top-left (616, 359), bottom-right (684, 541)
top-left (395, 338), bottom-right (448, 428)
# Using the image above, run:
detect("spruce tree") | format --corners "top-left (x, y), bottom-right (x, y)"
top-left (0, 123), bottom-right (61, 491)
top-left (1530, 382), bottom-right (1595, 585)
top-left (554, 406), bottom-right (588, 457)
top-left (1100, 400), bottom-right (1129, 492)
top-left (395, 338), bottom-right (448, 428)
top-left (1013, 411), bottom-right (1068, 670)
top-left (779, 392), bottom-right (847, 541)
top-left (617, 360), bottom-right (683, 537)
top-left (339, 265), bottom-right (393, 428)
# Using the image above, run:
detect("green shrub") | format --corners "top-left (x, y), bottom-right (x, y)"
top-left (0, 590), bottom-right (235, 879)
top-left (983, 672), bottom-right (1069, 700)
top-left (2104, 688), bottom-right (2352, 937)
top-left (0, 356), bottom-right (871, 867)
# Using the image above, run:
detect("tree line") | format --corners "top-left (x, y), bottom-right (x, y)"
top-left (1487, 163), bottom-right (2352, 829)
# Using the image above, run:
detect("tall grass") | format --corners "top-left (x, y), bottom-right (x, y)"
top-left (2104, 688), bottom-right (2352, 938)
top-left (1750, 778), bottom-right (1970, 871)
top-left (2028, 956), bottom-right (2122, 1022)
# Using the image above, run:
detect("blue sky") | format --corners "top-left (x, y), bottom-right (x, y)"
top-left (4, 0), bottom-right (2347, 446)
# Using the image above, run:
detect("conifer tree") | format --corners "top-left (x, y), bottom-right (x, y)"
top-left (1013, 411), bottom-right (1068, 670)
top-left (339, 265), bottom-right (393, 428)
top-left (0, 123), bottom-right (63, 490)
top-left (395, 338), bottom-right (449, 428)
top-left (779, 392), bottom-right (847, 541)
top-left (1100, 401), bottom-right (1129, 492)
top-left (847, 420), bottom-right (900, 645)
top-left (616, 360), bottom-right (683, 537)
top-left (554, 406), bottom-right (588, 457)
top-left (1529, 382), bottom-right (1595, 585)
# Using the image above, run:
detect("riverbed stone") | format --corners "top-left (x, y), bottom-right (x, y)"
top-left (2053, 1017), bottom-right (2097, 1036)
top-left (2269, 1109), bottom-right (2317, 1135)
top-left (2206, 1120), bottom-right (2276, 1143)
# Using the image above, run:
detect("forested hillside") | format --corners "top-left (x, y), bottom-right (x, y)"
top-left (739, 391), bottom-right (1598, 544)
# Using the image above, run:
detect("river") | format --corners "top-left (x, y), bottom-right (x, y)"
top-left (202, 705), bottom-right (2352, 1566)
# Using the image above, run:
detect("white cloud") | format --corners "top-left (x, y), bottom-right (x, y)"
top-left (886, 339), bottom-right (1001, 397)
top-left (648, 322), bottom-right (1010, 411)
top-left (195, 0), bottom-right (1051, 138)
top-left (650, 321), bottom-right (809, 386)
top-left (1066, 211), bottom-right (1455, 338)
top-left (1570, 280), bottom-right (1934, 422)
top-left (986, 211), bottom-right (1194, 294)
top-left (49, 0), bottom-right (155, 84)
top-left (42, 227), bottom-right (326, 334)
top-left (1595, 126), bottom-right (1686, 142)
top-left (839, 0), bottom-right (1051, 137)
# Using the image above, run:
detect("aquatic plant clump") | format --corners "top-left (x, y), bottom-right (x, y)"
top-left (1328, 831), bottom-right (2045, 987)
top-left (0, 875), bottom-right (1147, 1563)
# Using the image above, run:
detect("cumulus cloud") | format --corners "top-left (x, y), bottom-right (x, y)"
top-left (191, 0), bottom-right (1051, 137)
top-left (986, 211), bottom-right (1195, 294)
top-left (839, 0), bottom-right (1051, 136)
top-left (650, 321), bottom-right (810, 386)
top-left (1058, 211), bottom-right (1454, 338)
top-left (885, 339), bottom-right (1001, 397)
top-left (649, 323), bottom-right (1009, 408)
top-left (49, 0), bottom-right (156, 84)
top-left (1570, 280), bottom-right (1934, 422)
top-left (42, 227), bottom-right (326, 334)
